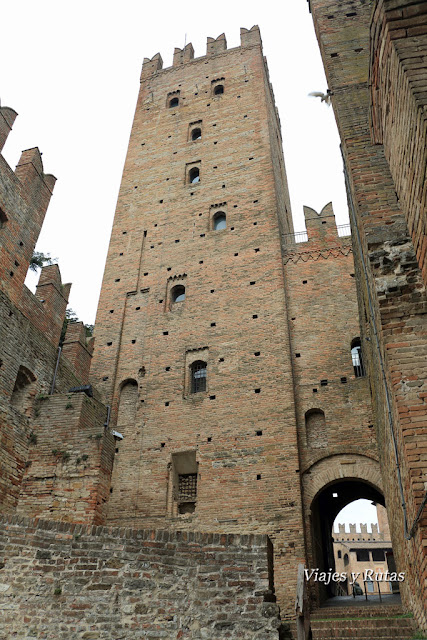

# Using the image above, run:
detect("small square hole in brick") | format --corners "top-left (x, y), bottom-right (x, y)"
top-left (219, 357), bottom-right (224, 362)
top-left (254, 352), bottom-right (260, 356)
top-left (159, 200), bottom-right (163, 203)
top-left (123, 231), bottom-right (127, 234)
top-left (167, 267), bottom-right (171, 271)
top-left (256, 430), bottom-right (262, 436)
top-left (175, 239), bottom-right (180, 243)
top-left (253, 200), bottom-right (258, 203)
top-left (207, 437), bottom-right (212, 442)
top-left (200, 233), bottom-right (205, 237)
top-left (254, 388), bottom-right (261, 394)
top-left (199, 260), bottom-right (203, 264)
top-left (210, 289), bottom-right (215, 293)
top-left (159, 299), bottom-right (163, 303)
top-left (250, 281), bottom-right (256, 285)
top-left (115, 278), bottom-right (120, 282)
top-left (255, 248), bottom-right (260, 252)
top-left (252, 314), bottom-right (258, 319)
top-left (119, 252), bottom-right (123, 256)
top-left (161, 442), bottom-right (165, 447)
top-left (303, 280), bottom-right (307, 284)
top-left (163, 331), bottom-right (169, 336)
top-left (210, 322), bottom-right (216, 327)
top-left (321, 379), bottom-right (328, 386)
top-left (115, 448), bottom-right (119, 453)
top-left (295, 353), bottom-right (301, 358)
top-left (110, 309), bottom-right (114, 313)
top-left (341, 377), bottom-right (347, 384)
top-left (256, 474), bottom-right (261, 480)
top-left (102, 376), bottom-right (109, 381)
top-left (136, 306), bottom-right (140, 310)
top-left (313, 388), bottom-right (318, 393)
top-left (144, 272), bottom-right (148, 276)
top-left (131, 340), bottom-right (136, 344)
top-left (110, 487), bottom-right (113, 493)
top-left (234, 253), bottom-right (238, 257)
top-left (165, 402), bottom-right (169, 406)
top-left (165, 367), bottom-right (171, 371)
top-left (107, 342), bottom-right (112, 346)
top-left (209, 395), bottom-right (216, 400)
top-left (253, 222), bottom-right (257, 226)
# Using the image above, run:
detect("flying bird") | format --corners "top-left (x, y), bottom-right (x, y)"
top-left (308, 91), bottom-right (332, 105)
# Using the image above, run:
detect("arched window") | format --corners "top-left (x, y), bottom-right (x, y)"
top-left (213, 212), bottom-right (226, 230)
top-left (169, 97), bottom-right (179, 108)
top-left (190, 360), bottom-right (207, 393)
top-left (305, 408), bottom-right (327, 448)
top-left (351, 338), bottom-right (365, 377)
top-left (214, 84), bottom-right (224, 95)
top-left (171, 285), bottom-right (185, 303)
top-left (191, 128), bottom-right (201, 141)
top-left (189, 167), bottom-right (200, 184)
top-left (344, 553), bottom-right (349, 566)
top-left (117, 379), bottom-right (138, 426)
top-left (11, 365), bottom-right (36, 415)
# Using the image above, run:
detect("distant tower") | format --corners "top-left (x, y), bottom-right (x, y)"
top-left (91, 26), bottom-right (303, 614)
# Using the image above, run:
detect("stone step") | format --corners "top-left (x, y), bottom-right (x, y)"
top-left (311, 605), bottom-right (405, 619)
top-left (310, 616), bottom-right (416, 640)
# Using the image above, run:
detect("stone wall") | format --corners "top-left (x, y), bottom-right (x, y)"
top-left (0, 514), bottom-right (281, 640)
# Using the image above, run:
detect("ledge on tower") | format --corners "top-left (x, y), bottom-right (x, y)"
top-left (0, 106), bottom-right (18, 152)
top-left (206, 33), bottom-right (227, 56)
top-left (240, 25), bottom-right (261, 47)
top-left (173, 43), bottom-right (194, 66)
top-left (141, 53), bottom-right (163, 80)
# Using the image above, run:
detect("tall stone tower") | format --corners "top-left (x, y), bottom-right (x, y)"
top-left (92, 25), bottom-right (304, 613)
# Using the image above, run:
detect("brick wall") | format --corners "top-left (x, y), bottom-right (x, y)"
top-left (0, 514), bottom-right (282, 640)
top-left (309, 0), bottom-right (427, 630)
top-left (90, 28), bottom-right (305, 618)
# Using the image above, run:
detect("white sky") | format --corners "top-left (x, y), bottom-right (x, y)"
top-left (333, 500), bottom-right (379, 532)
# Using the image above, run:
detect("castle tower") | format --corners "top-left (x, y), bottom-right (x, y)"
top-left (91, 26), bottom-right (303, 614)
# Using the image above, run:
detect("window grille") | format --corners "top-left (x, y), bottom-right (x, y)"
top-left (191, 360), bottom-right (207, 393)
top-left (178, 473), bottom-right (197, 502)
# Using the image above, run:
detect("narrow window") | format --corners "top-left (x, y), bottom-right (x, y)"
top-left (191, 360), bottom-right (207, 393)
top-left (344, 553), bottom-right (349, 566)
top-left (189, 167), bottom-right (200, 184)
top-left (171, 451), bottom-right (198, 515)
top-left (213, 212), bottom-right (226, 230)
top-left (337, 550), bottom-right (342, 559)
top-left (214, 84), bottom-right (224, 95)
top-left (351, 338), bottom-right (365, 377)
top-left (169, 96), bottom-right (179, 108)
top-left (171, 284), bottom-right (185, 303)
top-left (191, 128), bottom-right (202, 141)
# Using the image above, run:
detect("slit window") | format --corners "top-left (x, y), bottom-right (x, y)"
top-left (191, 360), bottom-right (207, 393)
top-left (213, 212), bottom-right (226, 230)
top-left (351, 338), bottom-right (365, 377)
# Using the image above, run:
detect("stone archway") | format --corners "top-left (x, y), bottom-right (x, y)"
top-left (302, 454), bottom-right (385, 606)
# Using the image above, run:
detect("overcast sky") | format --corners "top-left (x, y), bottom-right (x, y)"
top-left (1, 2), bottom-right (376, 526)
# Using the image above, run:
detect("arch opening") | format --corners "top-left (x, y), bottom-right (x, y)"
top-left (309, 479), bottom-right (400, 607)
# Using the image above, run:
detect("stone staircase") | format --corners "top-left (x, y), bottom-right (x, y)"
top-left (310, 603), bottom-right (419, 639)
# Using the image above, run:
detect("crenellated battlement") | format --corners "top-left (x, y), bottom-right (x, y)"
top-left (140, 26), bottom-right (262, 79)
top-left (283, 202), bottom-right (352, 251)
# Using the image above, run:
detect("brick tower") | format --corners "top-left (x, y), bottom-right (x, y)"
top-left (91, 26), bottom-right (305, 613)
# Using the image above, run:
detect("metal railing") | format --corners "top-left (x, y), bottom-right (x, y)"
top-left (283, 223), bottom-right (351, 245)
